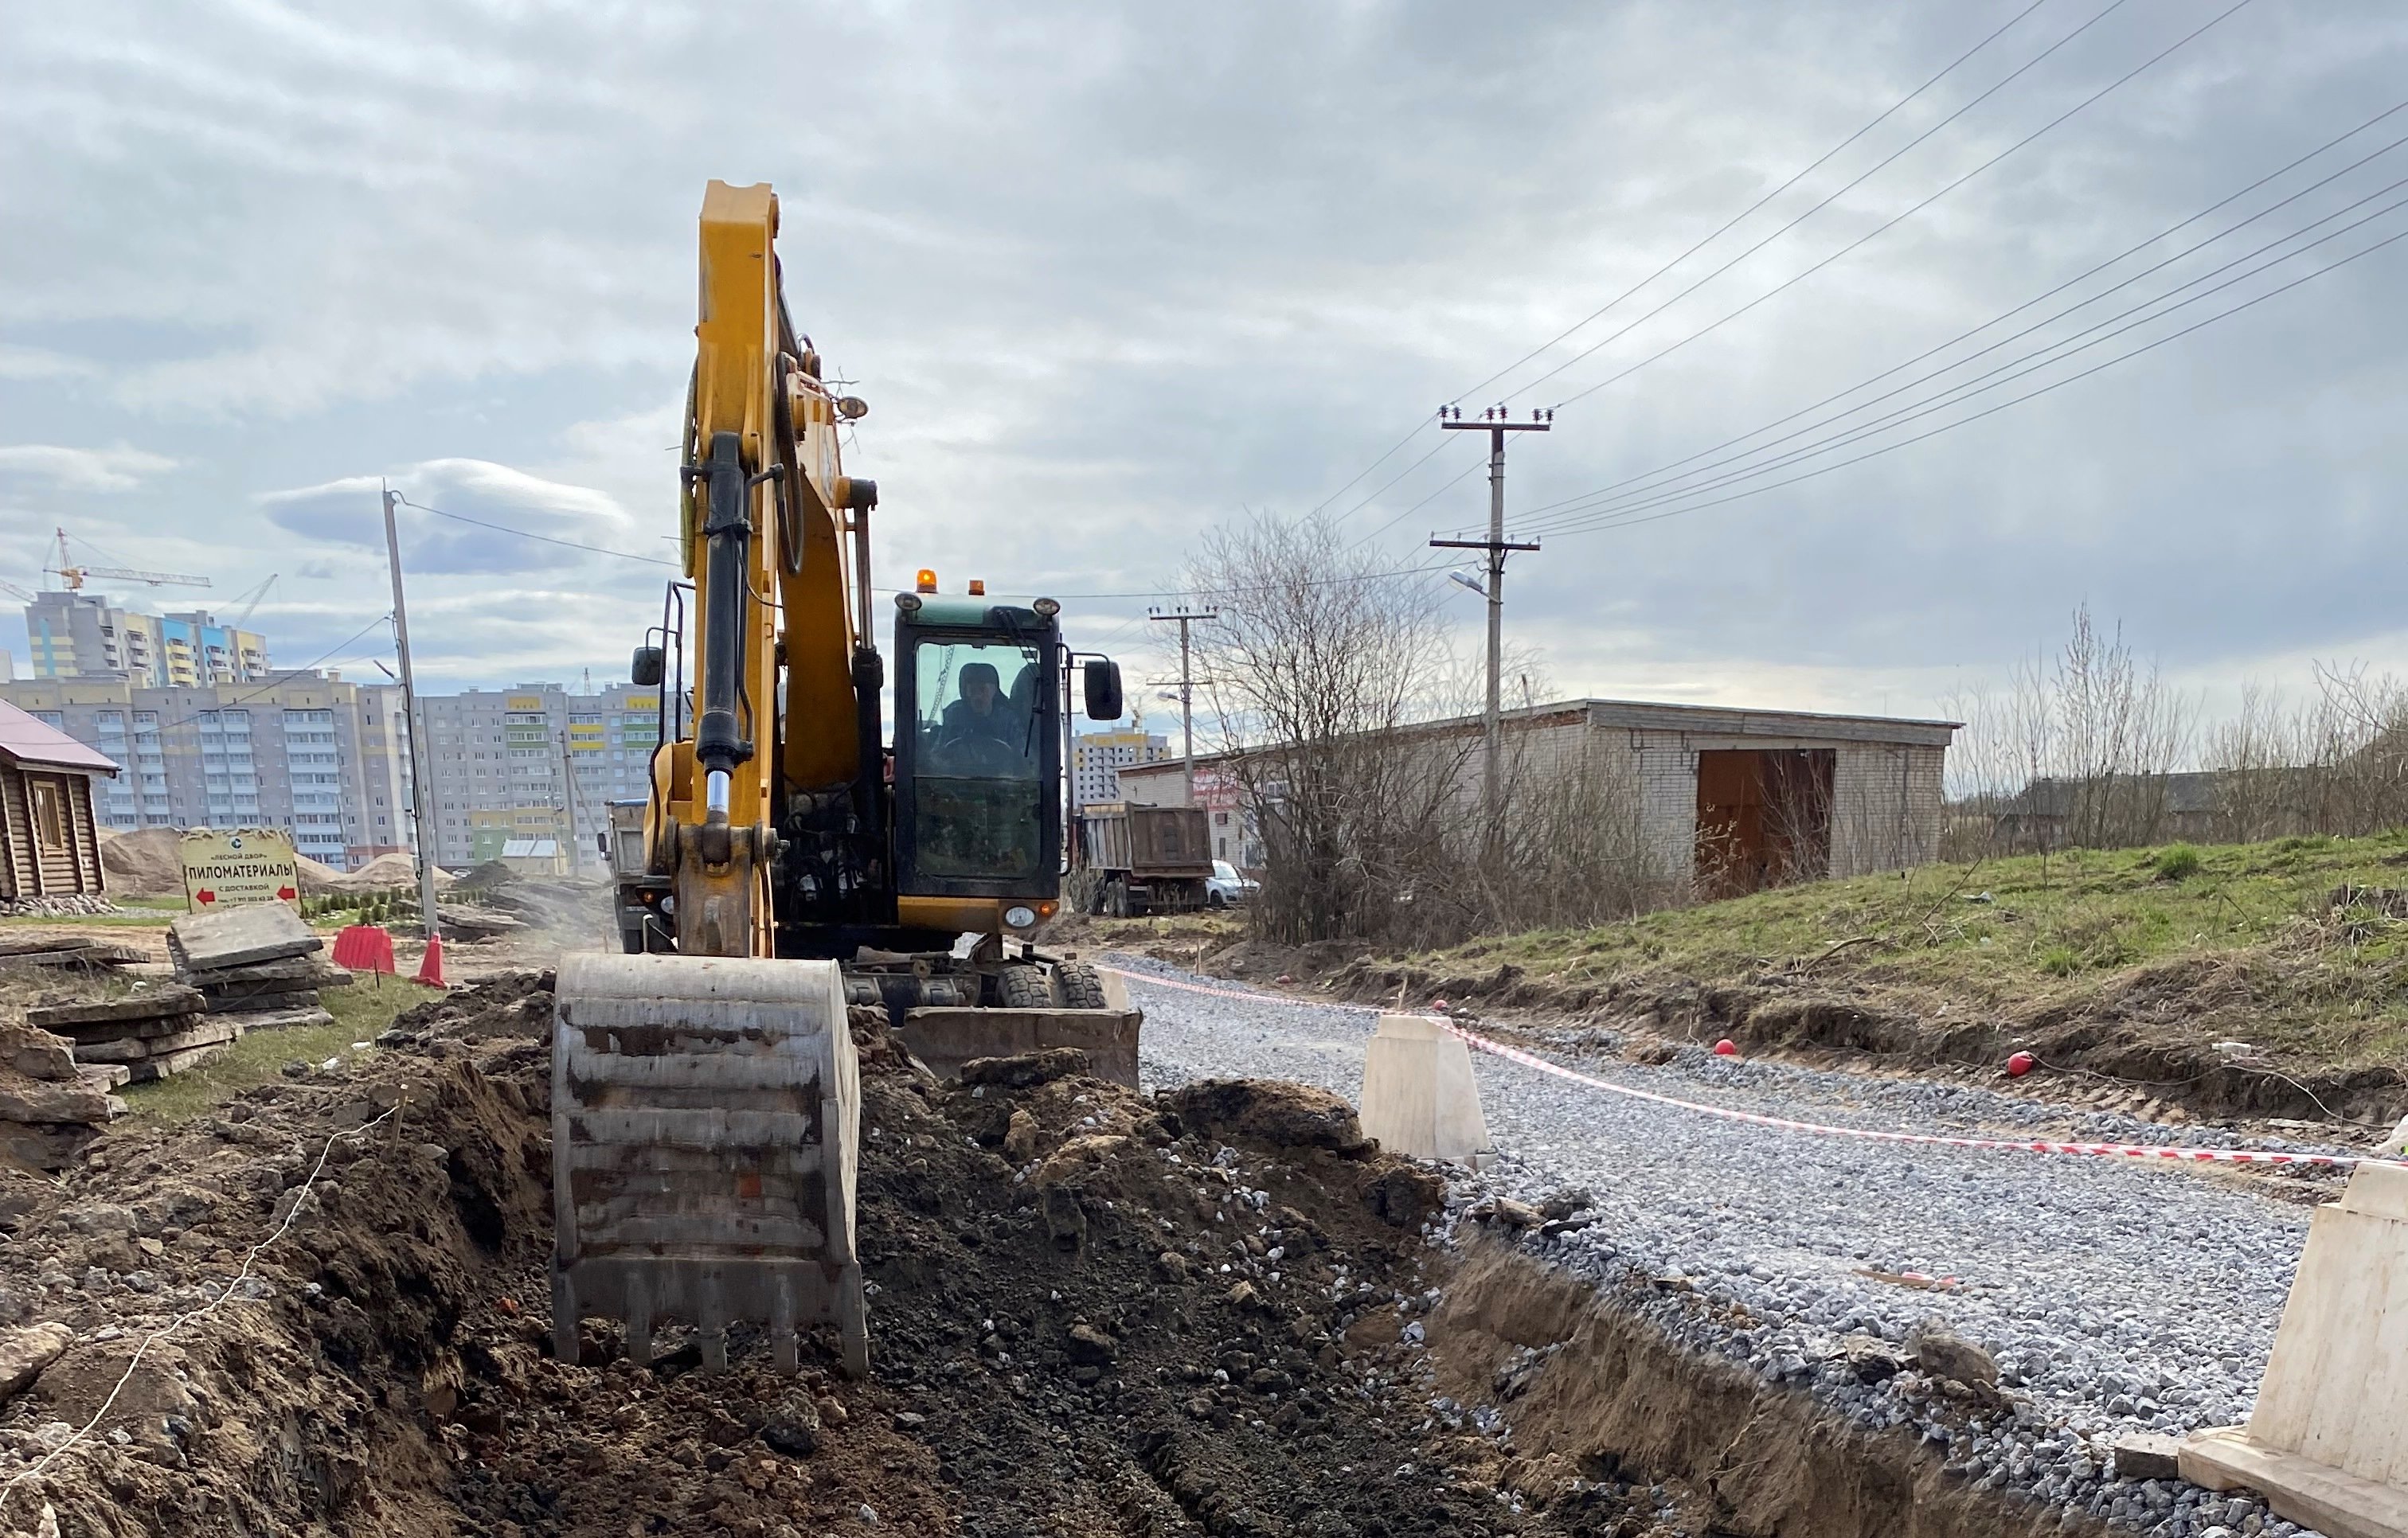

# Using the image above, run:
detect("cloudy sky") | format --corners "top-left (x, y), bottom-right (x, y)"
top-left (2, 0), bottom-right (2404, 733)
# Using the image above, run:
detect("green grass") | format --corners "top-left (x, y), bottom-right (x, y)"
top-left (119, 978), bottom-right (445, 1124)
top-left (1390, 831), bottom-right (2408, 1070)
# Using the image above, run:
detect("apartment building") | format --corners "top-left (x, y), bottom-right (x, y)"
top-left (1071, 728), bottom-right (1171, 810)
top-left (24, 592), bottom-right (270, 688)
top-left (0, 672), bottom-right (413, 871)
top-left (416, 682), bottom-right (662, 868)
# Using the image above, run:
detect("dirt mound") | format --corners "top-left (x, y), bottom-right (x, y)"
top-left (95, 828), bottom-right (182, 897)
top-left (338, 852), bottom-right (453, 893)
top-left (0, 974), bottom-right (1687, 1537)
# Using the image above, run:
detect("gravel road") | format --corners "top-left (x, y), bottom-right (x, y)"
top-left (1116, 953), bottom-right (2347, 1538)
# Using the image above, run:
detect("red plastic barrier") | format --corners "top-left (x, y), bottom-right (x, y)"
top-left (331, 924), bottom-right (396, 975)
top-left (413, 933), bottom-right (447, 989)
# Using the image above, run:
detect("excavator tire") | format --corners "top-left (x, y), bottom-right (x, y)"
top-left (550, 952), bottom-right (866, 1378)
top-left (997, 964), bottom-right (1051, 1009)
top-left (1057, 962), bottom-right (1108, 1010)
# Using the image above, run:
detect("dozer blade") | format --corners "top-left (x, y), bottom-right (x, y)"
top-left (900, 1005), bottom-right (1143, 1088)
top-left (550, 952), bottom-right (866, 1377)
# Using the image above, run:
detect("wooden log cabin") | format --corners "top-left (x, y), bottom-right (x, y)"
top-left (0, 700), bottom-right (115, 903)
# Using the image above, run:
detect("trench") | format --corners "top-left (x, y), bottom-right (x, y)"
top-left (1424, 1239), bottom-right (2105, 1538)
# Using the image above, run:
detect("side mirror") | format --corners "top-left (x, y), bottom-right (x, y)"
top-left (1083, 658), bottom-right (1124, 722)
top-left (630, 646), bottom-right (665, 687)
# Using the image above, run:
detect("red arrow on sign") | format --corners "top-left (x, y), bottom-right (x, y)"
top-left (276, 885), bottom-right (298, 901)
top-left (194, 888), bottom-right (217, 904)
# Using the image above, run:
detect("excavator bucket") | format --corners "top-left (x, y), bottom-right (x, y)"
top-left (550, 952), bottom-right (866, 1377)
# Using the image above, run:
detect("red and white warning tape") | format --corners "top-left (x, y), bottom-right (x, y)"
top-left (1099, 963), bottom-right (2386, 1171)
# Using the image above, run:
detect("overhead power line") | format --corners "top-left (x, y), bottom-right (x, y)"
top-left (1447, 0), bottom-right (2060, 409)
top-left (394, 494), bottom-right (678, 568)
top-left (1514, 97), bottom-right (2408, 524)
top-left (1309, 0), bottom-right (2065, 533)
top-left (1533, 0), bottom-right (2260, 412)
top-left (1522, 149), bottom-right (2408, 532)
top-left (1521, 217), bottom-right (2408, 545)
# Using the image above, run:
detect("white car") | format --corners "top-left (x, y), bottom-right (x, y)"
top-left (1206, 859), bottom-right (1258, 908)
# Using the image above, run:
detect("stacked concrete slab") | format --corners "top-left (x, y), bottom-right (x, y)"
top-left (25, 984), bottom-right (227, 1084)
top-left (169, 904), bottom-right (343, 1029)
top-left (0, 1018), bottom-right (126, 1169)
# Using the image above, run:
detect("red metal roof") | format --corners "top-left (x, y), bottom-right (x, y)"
top-left (0, 701), bottom-right (118, 775)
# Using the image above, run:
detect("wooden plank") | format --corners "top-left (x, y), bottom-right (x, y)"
top-left (2183, 1428), bottom-right (2408, 1538)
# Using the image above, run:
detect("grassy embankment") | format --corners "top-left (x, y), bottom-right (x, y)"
top-left (1384, 833), bottom-right (2408, 1075)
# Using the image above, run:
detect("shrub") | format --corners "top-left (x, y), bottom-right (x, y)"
top-left (2152, 845), bottom-right (2203, 881)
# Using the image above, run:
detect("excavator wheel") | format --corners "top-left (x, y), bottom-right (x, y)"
top-left (550, 952), bottom-right (866, 1379)
top-left (1057, 962), bottom-right (1108, 1010)
top-left (997, 964), bottom-right (1050, 1009)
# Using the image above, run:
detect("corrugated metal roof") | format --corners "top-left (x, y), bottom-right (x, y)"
top-left (0, 700), bottom-right (118, 775)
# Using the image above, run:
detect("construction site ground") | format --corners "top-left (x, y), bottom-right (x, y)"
top-left (2, 860), bottom-right (2388, 1537)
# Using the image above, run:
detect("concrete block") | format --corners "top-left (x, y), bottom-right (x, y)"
top-left (1359, 1013), bottom-right (1492, 1166)
top-left (2183, 1161), bottom-right (2408, 1537)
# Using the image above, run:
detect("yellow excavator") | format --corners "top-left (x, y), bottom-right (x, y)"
top-left (551, 181), bottom-right (1140, 1377)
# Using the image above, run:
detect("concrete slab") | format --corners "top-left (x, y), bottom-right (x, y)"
top-left (26, 986), bottom-right (205, 1029)
top-left (168, 903), bottom-right (319, 972)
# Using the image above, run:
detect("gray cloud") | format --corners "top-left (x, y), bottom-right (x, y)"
top-left (2, 0), bottom-right (2404, 713)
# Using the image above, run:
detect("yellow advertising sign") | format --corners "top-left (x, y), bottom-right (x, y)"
top-left (180, 827), bottom-right (302, 911)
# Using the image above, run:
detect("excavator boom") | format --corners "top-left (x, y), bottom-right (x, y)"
top-left (553, 181), bottom-right (1136, 1380)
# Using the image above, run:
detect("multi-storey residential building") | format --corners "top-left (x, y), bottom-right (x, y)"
top-left (0, 673), bottom-right (413, 871)
top-left (1070, 728), bottom-right (1170, 810)
top-left (23, 593), bottom-right (270, 688)
top-left (416, 682), bottom-right (662, 868)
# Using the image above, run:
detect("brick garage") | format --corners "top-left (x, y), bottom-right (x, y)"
top-left (1120, 697), bottom-right (1957, 901)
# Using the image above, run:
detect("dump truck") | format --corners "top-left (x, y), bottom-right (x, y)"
top-left (1078, 801), bottom-right (1212, 915)
top-left (552, 180), bottom-right (1141, 1380)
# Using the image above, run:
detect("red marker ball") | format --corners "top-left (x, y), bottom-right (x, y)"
top-left (2006, 1051), bottom-right (2036, 1078)
top-left (1712, 1038), bottom-right (1739, 1057)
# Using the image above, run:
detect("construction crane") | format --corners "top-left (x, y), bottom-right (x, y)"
top-left (46, 527), bottom-right (210, 592)
top-left (227, 573), bottom-right (278, 627)
top-left (549, 181), bottom-right (1138, 1381)
top-left (0, 578), bottom-right (39, 605)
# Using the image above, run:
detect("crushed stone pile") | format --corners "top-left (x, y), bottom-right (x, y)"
top-left (0, 973), bottom-right (1697, 1538)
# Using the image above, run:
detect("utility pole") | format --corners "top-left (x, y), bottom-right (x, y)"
top-left (1147, 606), bottom-right (1219, 806)
top-left (557, 728), bottom-right (585, 877)
top-left (1431, 404), bottom-right (1550, 854)
top-left (381, 485), bottom-right (443, 945)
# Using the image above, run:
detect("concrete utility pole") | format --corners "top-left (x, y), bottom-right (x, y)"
top-left (1147, 607), bottom-right (1219, 805)
top-left (381, 485), bottom-right (443, 945)
top-left (1431, 404), bottom-right (1550, 853)
top-left (557, 728), bottom-right (586, 877)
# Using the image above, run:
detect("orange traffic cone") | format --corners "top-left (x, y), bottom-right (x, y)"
top-left (414, 933), bottom-right (447, 988)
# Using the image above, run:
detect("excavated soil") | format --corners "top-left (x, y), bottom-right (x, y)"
top-left (0, 974), bottom-right (1706, 1537)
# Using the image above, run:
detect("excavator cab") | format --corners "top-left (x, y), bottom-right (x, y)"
top-left (893, 593), bottom-right (1061, 903)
